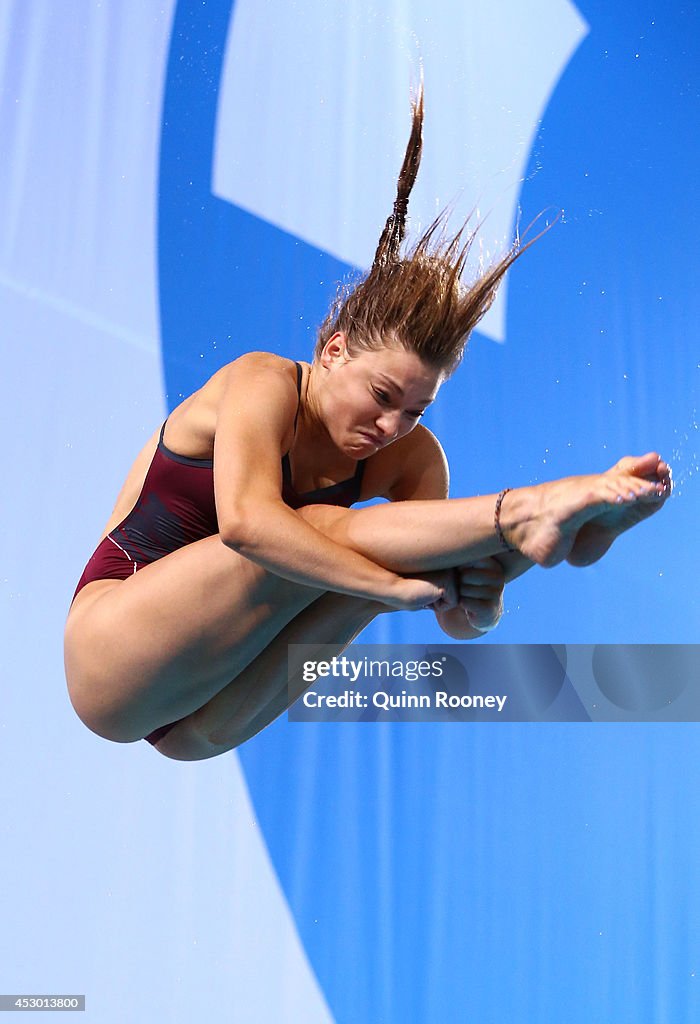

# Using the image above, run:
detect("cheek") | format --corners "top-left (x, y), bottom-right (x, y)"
top-left (345, 393), bottom-right (375, 424)
top-left (329, 393), bottom-right (362, 439)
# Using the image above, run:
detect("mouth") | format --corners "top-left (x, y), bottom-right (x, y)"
top-left (358, 431), bottom-right (383, 447)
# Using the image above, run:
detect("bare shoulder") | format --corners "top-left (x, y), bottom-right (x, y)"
top-left (206, 351), bottom-right (297, 398)
top-left (216, 351), bottom-right (301, 405)
top-left (222, 350), bottom-right (296, 375)
top-left (213, 352), bottom-right (300, 424)
top-left (167, 352), bottom-right (298, 452)
top-left (364, 424), bottom-right (450, 502)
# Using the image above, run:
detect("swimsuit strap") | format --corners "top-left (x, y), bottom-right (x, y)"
top-left (353, 458), bottom-right (367, 488)
top-left (292, 361), bottom-right (303, 435)
top-left (281, 362), bottom-right (303, 484)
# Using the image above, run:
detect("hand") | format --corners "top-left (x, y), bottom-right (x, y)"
top-left (457, 557), bottom-right (505, 632)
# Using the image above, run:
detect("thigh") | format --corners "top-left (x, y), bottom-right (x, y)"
top-left (64, 532), bottom-right (323, 742)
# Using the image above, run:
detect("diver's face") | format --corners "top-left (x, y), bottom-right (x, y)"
top-left (318, 333), bottom-right (443, 456)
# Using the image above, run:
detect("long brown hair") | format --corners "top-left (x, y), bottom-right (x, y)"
top-left (315, 83), bottom-right (551, 375)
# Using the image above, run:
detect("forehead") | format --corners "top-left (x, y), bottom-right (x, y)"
top-left (353, 345), bottom-right (444, 395)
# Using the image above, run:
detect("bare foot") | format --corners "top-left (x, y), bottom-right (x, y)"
top-left (566, 454), bottom-right (672, 566)
top-left (500, 453), bottom-right (670, 568)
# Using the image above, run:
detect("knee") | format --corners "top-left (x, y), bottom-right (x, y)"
top-left (297, 504), bottom-right (353, 535)
top-left (298, 504), bottom-right (363, 553)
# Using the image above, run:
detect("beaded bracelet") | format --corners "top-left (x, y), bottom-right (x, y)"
top-left (494, 488), bottom-right (516, 552)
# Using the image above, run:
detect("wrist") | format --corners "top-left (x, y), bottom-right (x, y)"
top-left (377, 573), bottom-right (417, 610)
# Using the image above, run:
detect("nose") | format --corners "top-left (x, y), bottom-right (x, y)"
top-left (375, 410), bottom-right (402, 440)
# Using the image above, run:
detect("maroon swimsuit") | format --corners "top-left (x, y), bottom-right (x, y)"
top-left (70, 362), bottom-right (366, 745)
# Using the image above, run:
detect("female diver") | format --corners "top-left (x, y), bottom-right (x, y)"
top-left (63, 88), bottom-right (671, 760)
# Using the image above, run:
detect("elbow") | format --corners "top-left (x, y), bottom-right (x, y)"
top-left (219, 504), bottom-right (259, 554)
top-left (220, 500), bottom-right (285, 555)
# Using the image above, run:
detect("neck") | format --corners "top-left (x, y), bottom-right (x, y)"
top-left (297, 362), bottom-right (352, 467)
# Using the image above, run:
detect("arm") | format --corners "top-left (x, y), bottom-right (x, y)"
top-left (386, 428), bottom-right (531, 637)
top-left (383, 427), bottom-right (484, 638)
top-left (213, 354), bottom-right (443, 611)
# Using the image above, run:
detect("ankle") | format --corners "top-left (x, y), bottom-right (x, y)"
top-left (497, 487), bottom-right (536, 552)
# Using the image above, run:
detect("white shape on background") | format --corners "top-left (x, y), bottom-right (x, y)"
top-left (214, 0), bottom-right (588, 341)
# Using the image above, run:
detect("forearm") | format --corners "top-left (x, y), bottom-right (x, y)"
top-left (223, 489), bottom-right (532, 608)
top-left (223, 501), bottom-right (405, 603)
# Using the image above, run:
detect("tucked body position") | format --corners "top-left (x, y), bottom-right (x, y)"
top-left (64, 87), bottom-right (671, 760)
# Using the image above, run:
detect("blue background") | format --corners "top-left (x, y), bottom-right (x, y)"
top-left (1, 1), bottom-right (698, 1021)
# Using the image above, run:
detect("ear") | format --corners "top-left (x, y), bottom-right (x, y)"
top-left (319, 331), bottom-right (350, 370)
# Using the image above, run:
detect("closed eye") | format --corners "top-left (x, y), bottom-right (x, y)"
top-left (372, 387), bottom-right (425, 419)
